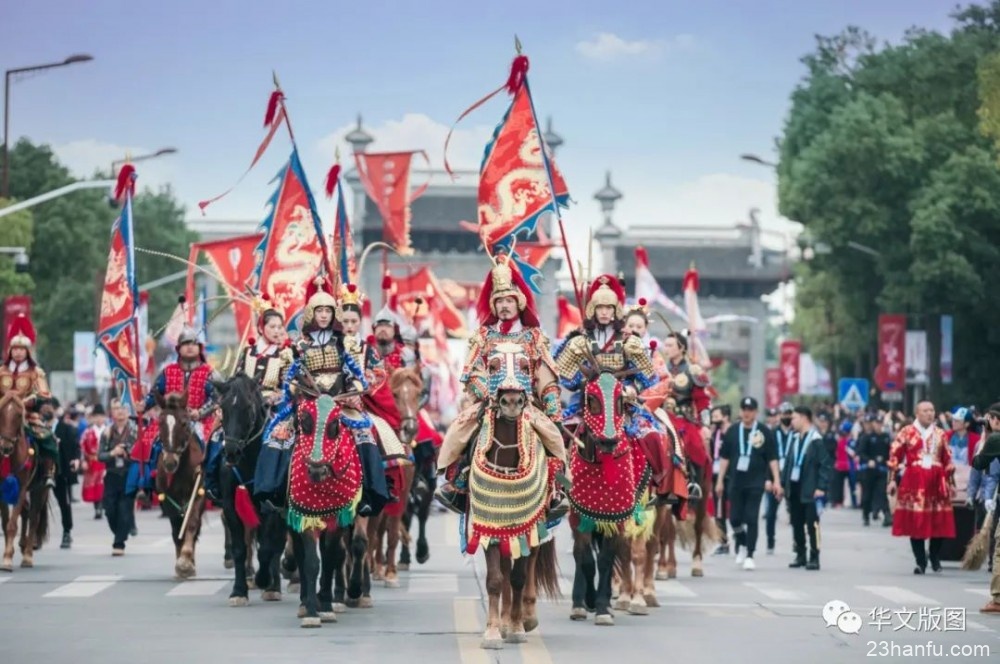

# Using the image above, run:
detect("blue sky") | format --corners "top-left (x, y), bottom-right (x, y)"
top-left (3, 0), bottom-right (957, 252)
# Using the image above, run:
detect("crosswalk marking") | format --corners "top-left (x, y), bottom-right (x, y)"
top-left (966, 588), bottom-right (991, 598)
top-left (408, 573), bottom-right (458, 594)
top-left (44, 575), bottom-right (122, 598)
top-left (857, 586), bottom-right (939, 606)
top-left (659, 580), bottom-right (697, 598)
top-left (167, 580), bottom-right (228, 597)
top-left (744, 582), bottom-right (805, 601)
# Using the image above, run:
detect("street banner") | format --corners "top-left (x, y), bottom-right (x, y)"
top-left (765, 368), bottom-right (782, 409)
top-left (905, 330), bottom-right (929, 385)
top-left (940, 315), bottom-right (953, 385)
top-left (875, 314), bottom-right (906, 391)
top-left (779, 340), bottom-right (801, 395)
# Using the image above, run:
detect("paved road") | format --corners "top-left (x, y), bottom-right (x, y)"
top-left (2, 500), bottom-right (998, 663)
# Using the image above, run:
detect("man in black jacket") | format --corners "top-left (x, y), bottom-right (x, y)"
top-left (54, 404), bottom-right (81, 549)
top-left (716, 397), bottom-right (782, 571)
top-left (783, 405), bottom-right (832, 570)
top-left (856, 413), bottom-right (891, 527)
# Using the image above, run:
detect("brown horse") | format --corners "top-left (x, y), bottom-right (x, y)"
top-left (155, 392), bottom-right (206, 579)
top-left (657, 424), bottom-right (719, 579)
top-left (468, 385), bottom-right (560, 649)
top-left (0, 393), bottom-right (49, 571)
top-left (367, 366), bottom-right (421, 588)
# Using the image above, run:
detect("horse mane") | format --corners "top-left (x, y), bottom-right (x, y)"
top-left (228, 373), bottom-right (264, 407)
top-left (163, 392), bottom-right (187, 411)
top-left (389, 365), bottom-right (423, 392)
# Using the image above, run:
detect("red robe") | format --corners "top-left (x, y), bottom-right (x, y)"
top-left (80, 425), bottom-right (106, 503)
top-left (889, 424), bottom-right (956, 540)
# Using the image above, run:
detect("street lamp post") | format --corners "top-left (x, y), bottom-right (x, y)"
top-left (110, 147), bottom-right (178, 175)
top-left (3, 54), bottom-right (94, 198)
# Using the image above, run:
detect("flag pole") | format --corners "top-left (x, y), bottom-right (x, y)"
top-left (515, 37), bottom-right (583, 312)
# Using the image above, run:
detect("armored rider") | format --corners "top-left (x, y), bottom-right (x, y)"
top-left (553, 274), bottom-right (659, 457)
top-left (140, 324), bottom-right (222, 498)
top-left (436, 254), bottom-right (566, 513)
top-left (0, 313), bottom-right (57, 488)
top-left (238, 297), bottom-right (295, 407)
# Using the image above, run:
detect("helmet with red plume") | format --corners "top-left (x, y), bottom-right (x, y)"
top-left (475, 254), bottom-right (539, 327)
top-left (585, 274), bottom-right (626, 319)
top-left (5, 312), bottom-right (36, 363)
top-left (303, 274), bottom-right (336, 325)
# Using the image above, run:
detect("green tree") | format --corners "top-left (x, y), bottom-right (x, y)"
top-left (7, 139), bottom-right (198, 370)
top-left (777, 2), bottom-right (1000, 404)
top-left (0, 201), bottom-right (36, 299)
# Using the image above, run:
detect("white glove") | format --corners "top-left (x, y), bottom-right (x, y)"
top-left (987, 499), bottom-right (996, 513)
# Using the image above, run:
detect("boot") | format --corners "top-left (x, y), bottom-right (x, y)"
top-left (806, 551), bottom-right (820, 571)
top-left (433, 482), bottom-right (467, 515)
top-left (789, 548), bottom-right (806, 568)
top-left (60, 531), bottom-right (72, 549)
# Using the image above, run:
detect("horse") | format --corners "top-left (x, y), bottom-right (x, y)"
top-left (155, 392), bottom-right (207, 579)
top-left (366, 365), bottom-right (422, 588)
top-left (566, 369), bottom-right (651, 627)
top-left (657, 418), bottom-right (719, 580)
top-left (398, 436), bottom-right (437, 571)
top-left (283, 360), bottom-right (374, 628)
top-left (213, 373), bottom-right (286, 606)
top-left (465, 344), bottom-right (561, 649)
top-left (0, 393), bottom-right (49, 571)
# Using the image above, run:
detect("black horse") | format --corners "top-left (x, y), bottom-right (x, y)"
top-left (212, 373), bottom-right (285, 606)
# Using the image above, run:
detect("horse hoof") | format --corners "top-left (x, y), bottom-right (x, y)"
top-left (480, 638), bottom-right (504, 650)
top-left (416, 550), bottom-right (429, 565)
top-left (372, 570), bottom-right (384, 581)
top-left (332, 603), bottom-right (347, 613)
top-left (246, 578), bottom-right (256, 590)
top-left (20, 558), bottom-right (33, 568)
top-left (223, 559), bottom-right (235, 570)
top-left (261, 591), bottom-right (282, 602)
top-left (319, 611), bottom-right (338, 623)
top-left (691, 568), bottom-right (704, 578)
top-left (613, 598), bottom-right (629, 611)
top-left (505, 630), bottom-right (527, 644)
top-left (667, 569), bottom-right (677, 579)
top-left (644, 593), bottom-right (660, 608)
top-left (628, 601), bottom-right (649, 616)
top-left (228, 596), bottom-right (250, 607)
top-left (175, 561), bottom-right (196, 579)
top-left (345, 598), bottom-right (359, 609)
top-left (287, 582), bottom-right (300, 594)
top-left (655, 570), bottom-right (670, 581)
top-left (384, 578), bottom-right (400, 589)
top-left (300, 617), bottom-right (322, 629)
top-left (570, 607), bottom-right (588, 621)
top-left (297, 604), bottom-right (307, 618)
top-left (500, 624), bottom-right (509, 639)
top-left (595, 613), bottom-right (615, 626)
top-left (524, 617), bottom-right (539, 632)
top-left (397, 563), bottom-right (410, 571)
top-left (358, 597), bottom-right (374, 609)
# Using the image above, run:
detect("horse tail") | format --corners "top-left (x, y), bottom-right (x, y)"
top-left (533, 539), bottom-right (562, 601)
top-left (675, 515), bottom-right (696, 550)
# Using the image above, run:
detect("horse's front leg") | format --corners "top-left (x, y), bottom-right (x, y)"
top-left (366, 515), bottom-right (385, 582)
top-left (224, 503), bottom-right (249, 606)
top-left (505, 556), bottom-right (528, 644)
top-left (644, 506), bottom-right (666, 606)
top-left (691, 498), bottom-right (707, 578)
top-left (594, 535), bottom-right (618, 625)
top-left (571, 530), bottom-right (595, 620)
top-left (522, 547), bottom-right (539, 632)
top-left (614, 536), bottom-right (634, 612)
top-left (626, 534), bottom-right (650, 615)
top-left (175, 497), bottom-right (203, 579)
top-left (244, 527), bottom-right (257, 589)
top-left (0, 502), bottom-right (13, 571)
top-left (331, 530), bottom-right (348, 611)
top-left (221, 509), bottom-right (235, 570)
top-left (20, 488), bottom-right (44, 568)
top-left (384, 514), bottom-right (402, 587)
top-left (316, 531), bottom-right (338, 623)
top-left (295, 532), bottom-right (322, 628)
top-left (481, 547), bottom-right (504, 649)
top-left (349, 516), bottom-right (372, 608)
top-left (658, 514), bottom-right (678, 579)
top-left (415, 474), bottom-right (432, 564)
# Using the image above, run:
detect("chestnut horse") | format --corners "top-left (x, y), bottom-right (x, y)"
top-left (657, 421), bottom-right (719, 580)
top-left (155, 392), bottom-right (206, 579)
top-left (0, 393), bottom-right (49, 571)
top-left (367, 366), bottom-right (421, 588)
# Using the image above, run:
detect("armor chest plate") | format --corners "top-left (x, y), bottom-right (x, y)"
top-left (590, 338), bottom-right (625, 371)
top-left (245, 351), bottom-right (284, 390)
top-left (164, 364), bottom-right (211, 410)
top-left (669, 363), bottom-right (694, 404)
top-left (303, 345), bottom-right (342, 374)
top-left (0, 369), bottom-right (37, 397)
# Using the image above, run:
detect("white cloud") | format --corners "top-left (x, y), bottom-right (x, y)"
top-left (52, 139), bottom-right (179, 195)
top-left (574, 32), bottom-right (694, 61)
top-left (315, 113), bottom-right (494, 176)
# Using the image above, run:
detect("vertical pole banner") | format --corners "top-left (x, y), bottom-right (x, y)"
top-left (940, 315), bottom-right (953, 385)
top-left (765, 367), bottom-right (782, 409)
top-left (875, 314), bottom-right (906, 391)
top-left (779, 340), bottom-right (801, 395)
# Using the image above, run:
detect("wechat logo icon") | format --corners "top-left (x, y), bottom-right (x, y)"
top-left (823, 600), bottom-right (862, 635)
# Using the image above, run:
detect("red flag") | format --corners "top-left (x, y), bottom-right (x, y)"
top-left (354, 151), bottom-right (430, 256)
top-left (390, 267), bottom-right (467, 337)
top-left (876, 314), bottom-right (906, 391)
top-left (472, 86), bottom-right (569, 249)
top-left (253, 161), bottom-right (326, 326)
top-left (557, 294), bottom-right (582, 338)
top-left (634, 246), bottom-right (687, 321)
top-left (765, 368), bottom-right (782, 409)
top-left (194, 233), bottom-right (263, 338)
top-left (779, 340), bottom-right (801, 395)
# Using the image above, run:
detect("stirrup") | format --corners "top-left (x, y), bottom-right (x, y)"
top-left (687, 482), bottom-right (703, 501)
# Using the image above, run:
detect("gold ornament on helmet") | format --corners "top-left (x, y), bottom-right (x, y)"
top-left (336, 282), bottom-right (364, 321)
top-left (488, 255), bottom-right (526, 314)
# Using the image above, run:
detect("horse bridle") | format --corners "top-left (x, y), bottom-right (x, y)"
top-left (223, 402), bottom-right (266, 461)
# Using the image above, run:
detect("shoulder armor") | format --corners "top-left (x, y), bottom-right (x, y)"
top-left (34, 367), bottom-right (47, 377)
top-left (279, 347), bottom-right (295, 364)
top-left (622, 334), bottom-right (644, 354)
